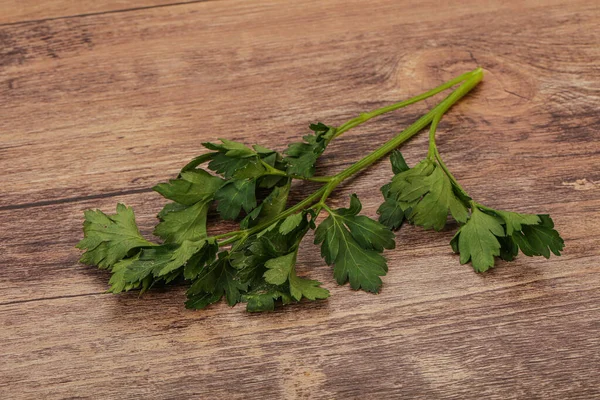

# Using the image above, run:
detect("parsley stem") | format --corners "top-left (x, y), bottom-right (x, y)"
top-left (217, 236), bottom-right (240, 246)
top-left (427, 112), bottom-right (443, 159)
top-left (303, 175), bottom-right (335, 183)
top-left (320, 202), bottom-right (334, 215)
top-left (331, 69), bottom-right (479, 140)
top-left (214, 231), bottom-right (242, 240)
top-left (433, 147), bottom-right (472, 201)
top-left (331, 68), bottom-right (483, 186)
top-left (426, 68), bottom-right (484, 200)
top-left (286, 174), bottom-right (334, 183)
top-left (315, 69), bottom-right (483, 211)
top-left (427, 111), bottom-right (463, 191)
top-left (260, 159), bottom-right (334, 182)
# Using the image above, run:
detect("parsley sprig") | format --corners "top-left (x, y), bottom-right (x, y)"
top-left (77, 67), bottom-right (564, 312)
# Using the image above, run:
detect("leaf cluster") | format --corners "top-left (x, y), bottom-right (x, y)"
top-left (378, 151), bottom-right (564, 272)
top-left (78, 128), bottom-right (391, 312)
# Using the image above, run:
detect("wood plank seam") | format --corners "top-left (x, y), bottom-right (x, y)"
top-left (0, 188), bottom-right (153, 212)
top-left (0, 0), bottom-right (214, 28)
top-left (0, 291), bottom-right (104, 307)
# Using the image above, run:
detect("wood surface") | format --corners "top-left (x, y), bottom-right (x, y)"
top-left (0, 0), bottom-right (204, 25)
top-left (1, 0), bottom-right (599, 398)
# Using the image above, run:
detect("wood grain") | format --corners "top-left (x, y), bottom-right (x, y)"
top-left (1, 0), bottom-right (599, 398)
top-left (1, 0), bottom-right (599, 208)
top-left (0, 0), bottom-right (206, 25)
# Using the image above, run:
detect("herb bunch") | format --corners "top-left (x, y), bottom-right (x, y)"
top-left (77, 68), bottom-right (564, 312)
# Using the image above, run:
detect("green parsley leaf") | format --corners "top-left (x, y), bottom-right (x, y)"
top-left (184, 292), bottom-right (221, 309)
top-left (203, 139), bottom-right (285, 182)
top-left (263, 252), bottom-right (329, 301)
top-left (207, 152), bottom-right (256, 179)
top-left (185, 252), bottom-right (249, 309)
top-left (450, 206), bottom-right (505, 272)
top-left (497, 235), bottom-right (519, 262)
top-left (279, 213), bottom-right (304, 235)
top-left (509, 214), bottom-right (564, 258)
top-left (491, 210), bottom-right (541, 235)
top-left (203, 139), bottom-right (256, 158)
top-left (315, 195), bottom-right (394, 292)
top-left (263, 253), bottom-right (294, 284)
top-left (183, 240), bottom-right (220, 280)
top-left (283, 122), bottom-right (335, 178)
top-left (451, 206), bottom-right (565, 272)
top-left (230, 159), bottom-right (267, 180)
top-left (232, 211), bottom-right (311, 274)
top-left (108, 239), bottom-right (217, 293)
top-left (180, 153), bottom-right (215, 174)
top-left (257, 151), bottom-right (287, 189)
top-left (253, 144), bottom-right (277, 155)
top-left (203, 140), bottom-right (262, 179)
top-left (410, 166), bottom-right (469, 229)
top-left (339, 194), bottom-right (396, 251)
top-left (107, 254), bottom-right (145, 293)
top-left (390, 149), bottom-right (410, 174)
top-left (154, 200), bottom-right (210, 243)
top-left (233, 210), bottom-right (323, 310)
top-left (129, 240), bottom-right (205, 283)
top-left (240, 182), bottom-right (290, 229)
top-left (377, 151), bottom-right (410, 230)
top-left (389, 159), bottom-right (468, 230)
top-left (157, 202), bottom-right (188, 219)
top-left (239, 207), bottom-right (262, 230)
top-left (214, 179), bottom-right (257, 220)
top-left (153, 169), bottom-right (223, 206)
top-left (242, 282), bottom-right (293, 312)
top-left (377, 194), bottom-right (406, 231)
top-left (77, 204), bottom-right (155, 269)
top-left (152, 168), bottom-right (224, 244)
top-left (288, 273), bottom-right (329, 302)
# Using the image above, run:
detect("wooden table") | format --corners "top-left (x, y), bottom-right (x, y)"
top-left (1, 1), bottom-right (599, 398)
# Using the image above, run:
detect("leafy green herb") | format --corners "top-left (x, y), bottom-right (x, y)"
top-left (185, 251), bottom-right (249, 309)
top-left (450, 208), bottom-right (564, 271)
top-left (77, 67), bottom-right (564, 312)
top-left (377, 150), bottom-right (409, 230)
top-left (283, 122), bottom-right (336, 178)
top-left (264, 252), bottom-right (329, 301)
top-left (315, 195), bottom-right (394, 292)
top-left (386, 158), bottom-right (468, 231)
top-left (76, 204), bottom-right (155, 269)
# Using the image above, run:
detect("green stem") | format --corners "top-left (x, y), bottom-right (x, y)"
top-left (433, 146), bottom-right (471, 199)
top-left (320, 202), bottom-right (334, 215)
top-left (332, 68), bottom-right (483, 186)
top-left (260, 160), bottom-right (334, 182)
top-left (426, 69), bottom-right (484, 199)
top-left (302, 175), bottom-right (335, 183)
top-left (427, 112), bottom-right (443, 159)
top-left (429, 126), bottom-right (473, 203)
top-left (331, 69), bottom-right (478, 140)
top-left (217, 68), bottom-right (483, 247)
top-left (213, 231), bottom-right (242, 240)
top-left (217, 236), bottom-right (242, 247)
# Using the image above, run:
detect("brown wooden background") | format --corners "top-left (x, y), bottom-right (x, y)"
top-left (1, 0), bottom-right (599, 398)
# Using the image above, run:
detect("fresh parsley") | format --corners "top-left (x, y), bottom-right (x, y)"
top-left (77, 67), bottom-right (564, 312)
